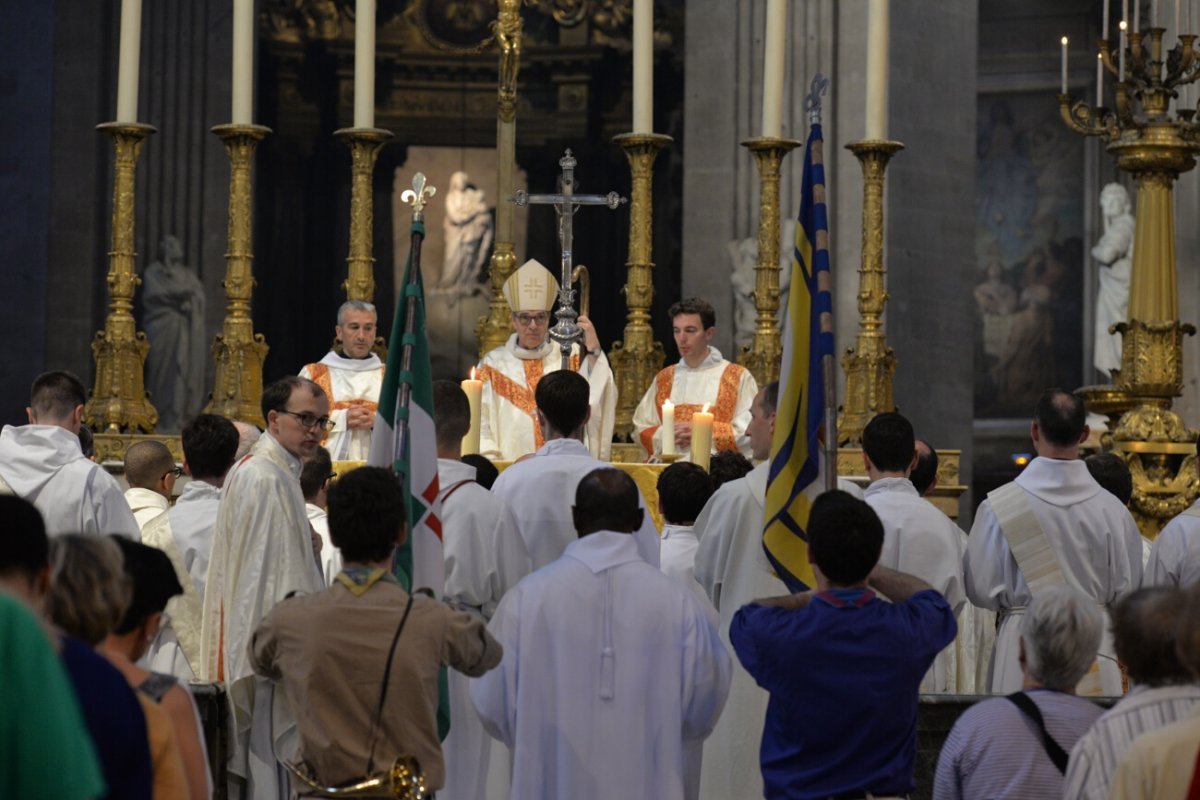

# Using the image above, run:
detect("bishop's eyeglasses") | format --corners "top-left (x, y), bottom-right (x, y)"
top-left (514, 312), bottom-right (550, 327)
top-left (278, 409), bottom-right (336, 431)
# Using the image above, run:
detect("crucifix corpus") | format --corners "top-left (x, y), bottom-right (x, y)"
top-left (512, 150), bottom-right (626, 369)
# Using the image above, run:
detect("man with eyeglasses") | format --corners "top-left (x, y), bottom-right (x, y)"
top-left (200, 375), bottom-right (330, 800)
top-left (299, 299), bottom-right (385, 461)
top-left (121, 439), bottom-right (180, 531)
top-left (477, 258), bottom-right (616, 461)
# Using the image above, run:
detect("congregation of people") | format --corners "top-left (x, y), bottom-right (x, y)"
top-left (4, 281), bottom-right (1200, 800)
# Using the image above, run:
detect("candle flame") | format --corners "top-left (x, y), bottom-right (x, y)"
top-left (701, 403), bottom-right (711, 414)
top-left (1061, 35), bottom-right (1069, 45)
top-left (470, 366), bottom-right (476, 381)
top-left (1119, 20), bottom-right (1128, 30)
top-left (663, 399), bottom-right (673, 410)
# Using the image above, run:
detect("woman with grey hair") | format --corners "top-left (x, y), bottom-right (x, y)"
top-left (933, 587), bottom-right (1106, 800)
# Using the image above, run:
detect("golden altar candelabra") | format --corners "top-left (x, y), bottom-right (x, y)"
top-left (84, 122), bottom-right (159, 434)
top-left (837, 139), bottom-right (904, 446)
top-left (609, 133), bottom-right (672, 440)
top-left (737, 137), bottom-right (801, 386)
top-left (477, 0), bottom-right (524, 357)
top-left (204, 124), bottom-right (271, 428)
top-left (1059, 24), bottom-right (1200, 537)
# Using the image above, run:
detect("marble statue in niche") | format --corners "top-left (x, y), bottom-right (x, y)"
top-left (1092, 182), bottom-right (1135, 380)
top-left (143, 234), bottom-right (207, 432)
top-left (438, 170), bottom-right (494, 299)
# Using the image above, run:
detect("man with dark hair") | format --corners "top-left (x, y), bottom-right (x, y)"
top-left (431, 379), bottom-right (530, 800)
top-left (1086, 452), bottom-right (1133, 506)
top-left (732, 491), bottom-right (957, 800)
top-left (633, 296), bottom-right (759, 460)
top-left (123, 440), bottom-right (178, 531)
top-left (142, 412), bottom-right (239, 681)
top-left (301, 446), bottom-right (340, 584)
top-left (460, 453), bottom-right (498, 490)
top-left (861, 411), bottom-right (965, 693)
top-left (78, 424), bottom-right (96, 461)
top-left (477, 258), bottom-right (616, 460)
top-left (657, 462), bottom-right (717, 616)
top-left (911, 439), bottom-right (938, 496)
top-left (200, 376), bottom-right (328, 799)
top-left (1145, 460), bottom-right (1200, 587)
top-left (251, 466), bottom-right (501, 794)
top-left (1064, 587), bottom-right (1200, 800)
top-left (0, 370), bottom-right (139, 538)
top-left (472, 468), bottom-right (730, 800)
top-left (708, 450), bottom-right (753, 490)
top-left (966, 388), bottom-right (1142, 695)
top-left (492, 370), bottom-right (659, 570)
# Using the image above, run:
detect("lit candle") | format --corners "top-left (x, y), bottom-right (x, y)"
top-left (1097, 52), bottom-right (1104, 106)
top-left (232, 0), bottom-right (254, 124)
top-left (632, 0), bottom-right (653, 134)
top-left (355, 0), bottom-right (376, 128)
top-left (761, 0), bottom-right (787, 138)
top-left (461, 368), bottom-right (483, 456)
top-left (1061, 36), bottom-right (1069, 95)
top-left (865, 0), bottom-right (890, 140)
top-left (115, 0), bottom-right (142, 123)
top-left (661, 400), bottom-right (675, 456)
top-left (691, 403), bottom-right (714, 472)
top-left (1120, 21), bottom-right (1128, 81)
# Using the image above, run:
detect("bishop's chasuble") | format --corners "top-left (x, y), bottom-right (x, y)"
top-left (299, 351), bottom-right (385, 462)
top-left (477, 334), bottom-right (616, 461)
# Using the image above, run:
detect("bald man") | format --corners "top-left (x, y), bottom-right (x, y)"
top-left (233, 421), bottom-right (261, 462)
top-left (123, 440), bottom-right (178, 531)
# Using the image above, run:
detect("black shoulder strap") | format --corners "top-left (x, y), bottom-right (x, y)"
top-left (1005, 692), bottom-right (1070, 774)
top-left (365, 592), bottom-right (416, 775)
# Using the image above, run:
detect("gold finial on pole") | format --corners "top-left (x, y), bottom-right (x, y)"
top-left (334, 126), bottom-right (394, 304)
top-left (85, 122), bottom-right (159, 433)
top-left (837, 138), bottom-right (904, 446)
top-left (401, 172), bottom-right (436, 220)
top-left (204, 123), bottom-right (271, 427)
top-left (610, 132), bottom-right (672, 440)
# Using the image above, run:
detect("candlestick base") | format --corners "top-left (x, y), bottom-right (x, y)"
top-left (656, 452), bottom-right (684, 464)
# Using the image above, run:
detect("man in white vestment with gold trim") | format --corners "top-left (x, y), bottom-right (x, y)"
top-left (965, 388), bottom-right (1142, 696)
top-left (477, 258), bottom-right (616, 461)
top-left (299, 300), bottom-right (385, 462)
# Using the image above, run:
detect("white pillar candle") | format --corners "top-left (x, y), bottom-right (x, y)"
top-left (1097, 52), bottom-right (1104, 106)
top-left (1120, 21), bottom-right (1128, 81)
top-left (1153, 0), bottom-right (1159, 29)
top-left (1061, 36), bottom-right (1069, 95)
top-left (691, 404), bottom-right (714, 472)
top-left (232, 0), bottom-right (254, 124)
top-left (760, 0), bottom-right (787, 138)
top-left (461, 368), bottom-right (483, 456)
top-left (355, 0), bottom-right (376, 128)
top-left (116, 0), bottom-right (142, 123)
top-left (865, 0), bottom-right (890, 140)
top-left (632, 0), bottom-right (653, 134)
top-left (661, 400), bottom-right (675, 456)
top-left (1104, 0), bottom-right (1111, 38)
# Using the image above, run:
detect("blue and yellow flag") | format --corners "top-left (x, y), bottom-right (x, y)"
top-left (762, 122), bottom-right (835, 593)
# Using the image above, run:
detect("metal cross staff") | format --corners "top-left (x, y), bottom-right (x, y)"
top-left (511, 150), bottom-right (626, 369)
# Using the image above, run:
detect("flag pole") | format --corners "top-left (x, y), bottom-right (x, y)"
top-left (395, 173), bottom-right (435, 486)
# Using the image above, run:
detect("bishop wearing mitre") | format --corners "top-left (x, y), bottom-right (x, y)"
top-left (477, 258), bottom-right (617, 461)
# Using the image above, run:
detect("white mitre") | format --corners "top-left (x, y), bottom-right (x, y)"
top-left (502, 258), bottom-right (559, 312)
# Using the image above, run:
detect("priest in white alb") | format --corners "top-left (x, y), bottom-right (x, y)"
top-left (299, 300), bottom-right (385, 461)
top-left (633, 297), bottom-right (758, 460)
top-left (199, 377), bottom-right (328, 800)
top-left (143, 413), bottom-right (240, 681)
top-left (477, 258), bottom-right (616, 461)
top-left (964, 389), bottom-right (1142, 696)
top-left (471, 468), bottom-right (731, 800)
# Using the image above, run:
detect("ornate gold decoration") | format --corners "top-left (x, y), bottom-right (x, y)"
top-left (836, 446), bottom-right (966, 521)
top-left (1058, 25), bottom-right (1200, 536)
top-left (85, 123), bottom-right (159, 434)
top-left (736, 137), bottom-right (801, 387)
top-left (836, 139), bottom-right (904, 446)
top-left (286, 755), bottom-right (431, 799)
top-left (610, 132), bottom-right (672, 440)
top-left (93, 433), bottom-right (183, 466)
top-left (478, 0), bottom-right (525, 356)
top-left (204, 124), bottom-right (272, 428)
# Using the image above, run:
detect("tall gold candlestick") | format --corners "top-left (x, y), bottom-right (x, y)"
top-left (85, 122), bottom-right (159, 433)
top-left (737, 136), bottom-right (801, 387)
top-left (477, 0), bottom-right (524, 357)
top-left (204, 123), bottom-right (271, 427)
top-left (837, 139), bottom-right (903, 446)
top-left (610, 132), bottom-right (672, 440)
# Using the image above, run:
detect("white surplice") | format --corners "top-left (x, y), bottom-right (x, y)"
top-left (124, 487), bottom-right (169, 532)
top-left (142, 479), bottom-right (223, 681)
top-left (437, 458), bottom-right (531, 800)
top-left (490, 438), bottom-right (659, 570)
top-left (864, 477), bottom-right (967, 693)
top-left (477, 334), bottom-right (616, 461)
top-left (299, 351), bottom-right (385, 461)
top-left (660, 524), bottom-right (718, 627)
top-left (964, 457), bottom-right (1143, 695)
top-left (470, 531), bottom-right (731, 800)
top-left (306, 503), bottom-right (340, 587)
top-left (0, 424), bottom-right (139, 539)
top-left (631, 347), bottom-right (758, 459)
top-left (1144, 501), bottom-right (1200, 587)
top-left (199, 432), bottom-right (324, 800)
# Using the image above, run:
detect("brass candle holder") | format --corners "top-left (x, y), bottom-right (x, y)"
top-left (204, 123), bottom-right (271, 427)
top-left (737, 136), bottom-right (802, 387)
top-left (837, 139), bottom-right (904, 446)
top-left (85, 122), bottom-right (159, 434)
top-left (477, 0), bottom-right (524, 357)
top-left (1059, 25), bottom-right (1200, 537)
top-left (610, 132), bottom-right (672, 441)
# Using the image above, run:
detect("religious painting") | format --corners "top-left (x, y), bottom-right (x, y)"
top-left (973, 91), bottom-right (1085, 418)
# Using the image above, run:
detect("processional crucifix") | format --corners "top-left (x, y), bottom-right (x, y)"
top-left (512, 150), bottom-right (626, 369)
